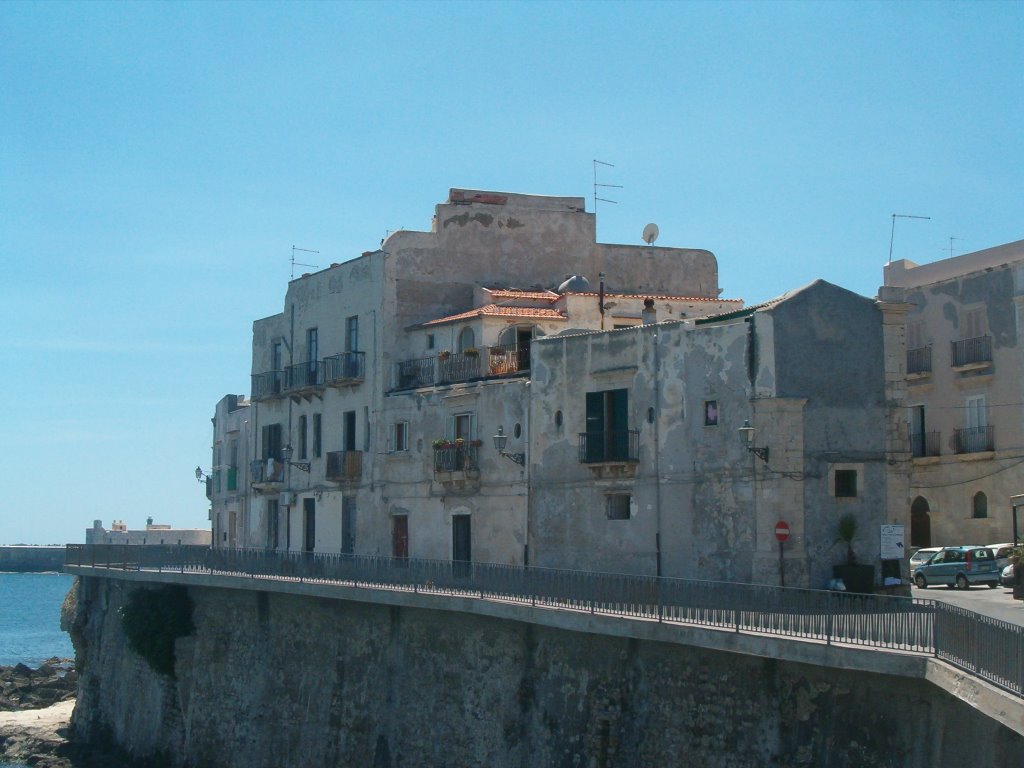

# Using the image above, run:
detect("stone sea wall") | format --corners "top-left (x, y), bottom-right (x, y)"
top-left (70, 576), bottom-right (1022, 768)
top-left (0, 546), bottom-right (64, 572)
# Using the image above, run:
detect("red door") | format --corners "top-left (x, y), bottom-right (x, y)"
top-left (392, 516), bottom-right (409, 559)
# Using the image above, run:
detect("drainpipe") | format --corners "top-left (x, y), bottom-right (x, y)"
top-left (653, 325), bottom-right (663, 577)
top-left (599, 272), bottom-right (606, 331)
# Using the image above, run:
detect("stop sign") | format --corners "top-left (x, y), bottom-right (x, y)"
top-left (774, 521), bottom-right (790, 542)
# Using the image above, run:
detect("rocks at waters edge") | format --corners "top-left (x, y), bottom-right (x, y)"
top-left (1, 658), bottom-right (77, 711)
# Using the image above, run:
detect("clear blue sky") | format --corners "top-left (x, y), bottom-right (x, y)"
top-left (2, 1), bottom-right (1022, 544)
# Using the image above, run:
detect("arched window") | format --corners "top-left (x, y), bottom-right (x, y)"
top-left (457, 327), bottom-right (475, 353)
top-left (973, 491), bottom-right (988, 519)
top-left (910, 496), bottom-right (931, 547)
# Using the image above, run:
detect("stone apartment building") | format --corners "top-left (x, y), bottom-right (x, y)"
top-left (882, 239), bottom-right (1024, 549)
top-left (528, 280), bottom-right (910, 588)
top-left (206, 394), bottom-right (250, 547)
top-left (236, 189), bottom-right (737, 563)
top-left (211, 187), bottom-right (909, 589)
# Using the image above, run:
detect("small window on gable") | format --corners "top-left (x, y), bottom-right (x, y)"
top-left (973, 491), bottom-right (988, 519)
top-left (427, 333), bottom-right (435, 350)
top-left (606, 494), bottom-right (631, 520)
top-left (704, 400), bottom-right (718, 427)
top-left (835, 470), bottom-right (858, 498)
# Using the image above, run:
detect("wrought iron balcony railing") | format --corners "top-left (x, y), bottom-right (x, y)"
top-left (323, 352), bottom-right (366, 385)
top-left (250, 458), bottom-right (285, 484)
top-left (394, 356), bottom-right (435, 390)
top-left (910, 431), bottom-right (941, 458)
top-left (951, 335), bottom-right (992, 368)
top-left (578, 430), bottom-right (640, 464)
top-left (906, 346), bottom-right (932, 375)
top-left (251, 370), bottom-right (284, 400)
top-left (954, 425), bottom-right (994, 454)
top-left (284, 360), bottom-right (322, 392)
top-left (433, 443), bottom-right (479, 473)
top-left (438, 351), bottom-right (482, 384)
top-left (326, 450), bottom-right (362, 482)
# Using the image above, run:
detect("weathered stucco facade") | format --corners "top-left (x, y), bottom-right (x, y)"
top-left (883, 239), bottom-right (1024, 550)
top-left (529, 280), bottom-right (909, 589)
top-left (236, 188), bottom-right (737, 567)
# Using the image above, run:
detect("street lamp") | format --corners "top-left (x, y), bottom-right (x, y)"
top-left (280, 444), bottom-right (311, 473)
top-left (738, 420), bottom-right (769, 464)
top-left (194, 466), bottom-right (212, 483)
top-left (492, 425), bottom-right (526, 466)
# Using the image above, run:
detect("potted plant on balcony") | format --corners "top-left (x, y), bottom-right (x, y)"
top-left (438, 350), bottom-right (451, 361)
top-left (463, 347), bottom-right (479, 357)
top-left (431, 438), bottom-right (451, 449)
top-left (831, 513), bottom-right (875, 594)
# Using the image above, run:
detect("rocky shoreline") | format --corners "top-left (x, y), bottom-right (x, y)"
top-left (0, 659), bottom-right (138, 768)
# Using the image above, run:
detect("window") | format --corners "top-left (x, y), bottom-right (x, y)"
top-left (704, 400), bottom-right (718, 427)
top-left (298, 415), bottom-right (308, 460)
top-left (307, 327), bottom-right (318, 362)
top-left (427, 333), bottom-right (435, 350)
top-left (312, 414), bottom-right (322, 458)
top-left (345, 316), bottom-right (359, 352)
top-left (606, 494), bottom-right (632, 520)
top-left (341, 497), bottom-right (356, 554)
top-left (906, 320), bottom-right (925, 351)
top-left (261, 423), bottom-right (283, 460)
top-left (963, 307), bottom-right (986, 340)
top-left (965, 395), bottom-right (987, 430)
top-left (394, 421), bottom-right (409, 452)
top-left (973, 492), bottom-right (988, 519)
top-left (583, 389), bottom-right (633, 462)
top-left (343, 411), bottom-right (357, 451)
top-left (458, 326), bottom-right (475, 352)
top-left (835, 470), bottom-right (858, 498)
top-left (452, 412), bottom-right (475, 441)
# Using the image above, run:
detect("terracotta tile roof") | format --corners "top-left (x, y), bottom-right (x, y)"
top-left (563, 292), bottom-right (744, 303)
top-left (419, 304), bottom-right (567, 327)
top-left (486, 289), bottom-right (560, 302)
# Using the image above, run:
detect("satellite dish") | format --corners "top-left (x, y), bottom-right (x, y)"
top-left (642, 223), bottom-right (660, 245)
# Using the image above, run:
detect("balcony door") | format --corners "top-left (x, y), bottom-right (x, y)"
top-left (303, 498), bottom-right (315, 553)
top-left (452, 514), bottom-right (471, 576)
top-left (392, 515), bottom-right (409, 560)
top-left (586, 389), bottom-right (629, 462)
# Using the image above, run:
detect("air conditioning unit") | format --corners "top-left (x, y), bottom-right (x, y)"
top-left (280, 491), bottom-right (295, 507)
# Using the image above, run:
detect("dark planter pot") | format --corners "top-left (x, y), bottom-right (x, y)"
top-left (833, 564), bottom-right (875, 594)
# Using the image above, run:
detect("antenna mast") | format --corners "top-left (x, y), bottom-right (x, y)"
top-left (888, 214), bottom-right (930, 264)
top-left (291, 245), bottom-right (320, 280)
top-left (592, 159), bottom-right (622, 224)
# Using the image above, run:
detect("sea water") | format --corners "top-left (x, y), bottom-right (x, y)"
top-left (0, 572), bottom-right (74, 667)
top-left (0, 573), bottom-right (74, 768)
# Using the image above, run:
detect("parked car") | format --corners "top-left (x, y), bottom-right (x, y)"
top-left (987, 542), bottom-right (1016, 571)
top-left (908, 547), bottom-right (941, 574)
top-left (1001, 563), bottom-right (1015, 587)
top-left (912, 546), bottom-right (1000, 589)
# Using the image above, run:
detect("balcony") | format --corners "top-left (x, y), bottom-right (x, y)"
top-left (250, 458), bottom-right (285, 488)
top-left (284, 360), bottom-right (323, 396)
top-left (251, 370), bottom-right (284, 401)
top-left (326, 450), bottom-right (362, 483)
top-left (954, 425), bottom-right (994, 454)
top-left (438, 351), bottom-right (482, 384)
top-left (323, 352), bottom-right (366, 387)
top-left (906, 346), bottom-right (932, 377)
top-left (951, 336), bottom-right (992, 370)
top-left (578, 430), bottom-right (640, 464)
top-left (395, 357), bottom-right (435, 390)
top-left (433, 442), bottom-right (479, 474)
top-left (910, 431), bottom-right (941, 458)
top-left (393, 346), bottom-right (529, 391)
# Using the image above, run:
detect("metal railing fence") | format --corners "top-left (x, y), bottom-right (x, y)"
top-left (64, 544), bottom-right (1021, 698)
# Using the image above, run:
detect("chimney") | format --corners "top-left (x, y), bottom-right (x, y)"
top-left (642, 298), bottom-right (657, 325)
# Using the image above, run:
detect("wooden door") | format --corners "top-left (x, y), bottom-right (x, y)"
top-left (392, 516), bottom-right (409, 560)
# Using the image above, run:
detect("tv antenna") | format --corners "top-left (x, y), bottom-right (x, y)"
top-left (593, 159), bottom-right (622, 220)
top-left (642, 223), bottom-right (660, 245)
top-left (888, 214), bottom-right (930, 264)
top-left (291, 245), bottom-right (320, 280)
top-left (944, 236), bottom-right (962, 259)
